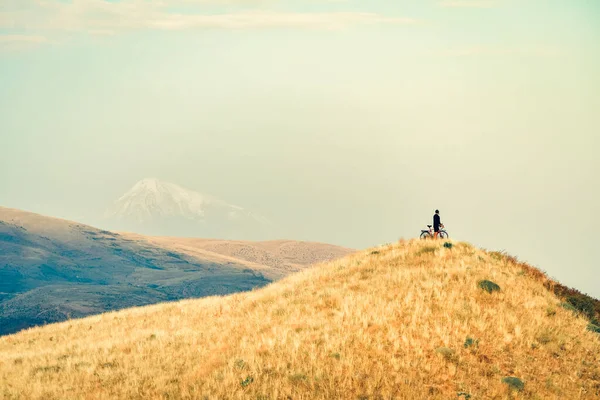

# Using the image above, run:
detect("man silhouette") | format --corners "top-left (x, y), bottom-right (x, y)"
top-left (433, 210), bottom-right (443, 239)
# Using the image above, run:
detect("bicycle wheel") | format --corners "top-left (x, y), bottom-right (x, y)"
top-left (439, 230), bottom-right (449, 239)
top-left (420, 231), bottom-right (432, 240)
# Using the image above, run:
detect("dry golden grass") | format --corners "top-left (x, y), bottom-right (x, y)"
top-left (1, 240), bottom-right (599, 399)
top-left (120, 234), bottom-right (355, 279)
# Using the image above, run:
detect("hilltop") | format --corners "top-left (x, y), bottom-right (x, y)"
top-left (0, 207), bottom-right (352, 336)
top-left (0, 240), bottom-right (599, 399)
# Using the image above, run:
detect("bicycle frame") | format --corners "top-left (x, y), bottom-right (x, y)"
top-left (420, 225), bottom-right (448, 239)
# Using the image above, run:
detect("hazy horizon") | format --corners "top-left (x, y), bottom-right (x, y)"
top-left (1, 0), bottom-right (599, 297)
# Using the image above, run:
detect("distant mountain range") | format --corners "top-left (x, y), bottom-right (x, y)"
top-left (104, 178), bottom-right (271, 239)
top-left (0, 206), bottom-right (353, 336)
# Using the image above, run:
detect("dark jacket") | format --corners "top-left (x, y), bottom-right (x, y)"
top-left (433, 214), bottom-right (441, 229)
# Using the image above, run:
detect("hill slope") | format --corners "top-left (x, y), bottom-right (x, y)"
top-left (1, 240), bottom-right (599, 399)
top-left (121, 234), bottom-right (353, 279)
top-left (0, 207), bottom-right (352, 336)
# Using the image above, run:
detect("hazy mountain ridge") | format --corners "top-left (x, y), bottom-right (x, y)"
top-left (123, 234), bottom-right (354, 279)
top-left (0, 207), bottom-right (353, 336)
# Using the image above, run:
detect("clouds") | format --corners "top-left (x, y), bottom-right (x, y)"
top-left (0, 34), bottom-right (49, 51)
top-left (125, 11), bottom-right (416, 31)
top-left (437, 45), bottom-right (563, 57)
top-left (0, 0), bottom-right (416, 42)
top-left (0, 35), bottom-right (47, 44)
top-left (439, 0), bottom-right (497, 8)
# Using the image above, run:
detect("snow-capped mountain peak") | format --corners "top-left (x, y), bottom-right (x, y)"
top-left (104, 179), bottom-right (269, 238)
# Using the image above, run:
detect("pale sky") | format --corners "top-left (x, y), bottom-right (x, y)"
top-left (1, 0), bottom-right (599, 297)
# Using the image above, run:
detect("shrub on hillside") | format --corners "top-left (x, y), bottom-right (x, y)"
top-left (478, 280), bottom-right (500, 293)
top-left (416, 246), bottom-right (437, 256)
top-left (289, 373), bottom-right (308, 384)
top-left (545, 281), bottom-right (600, 323)
top-left (435, 347), bottom-right (457, 362)
top-left (560, 299), bottom-right (600, 325)
top-left (240, 376), bottom-right (253, 387)
top-left (561, 302), bottom-right (578, 314)
top-left (502, 376), bottom-right (524, 391)
top-left (489, 250), bottom-right (519, 265)
top-left (443, 242), bottom-right (453, 249)
top-left (566, 295), bottom-right (597, 320)
top-left (587, 324), bottom-right (600, 334)
top-left (535, 329), bottom-right (553, 345)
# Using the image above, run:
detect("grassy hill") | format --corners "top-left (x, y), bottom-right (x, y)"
top-left (1, 240), bottom-right (599, 399)
top-left (119, 234), bottom-right (353, 280)
top-left (0, 207), bottom-right (352, 336)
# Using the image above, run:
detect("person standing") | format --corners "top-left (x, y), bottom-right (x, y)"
top-left (433, 210), bottom-right (443, 239)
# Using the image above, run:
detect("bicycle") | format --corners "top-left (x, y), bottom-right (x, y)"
top-left (420, 224), bottom-right (449, 240)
